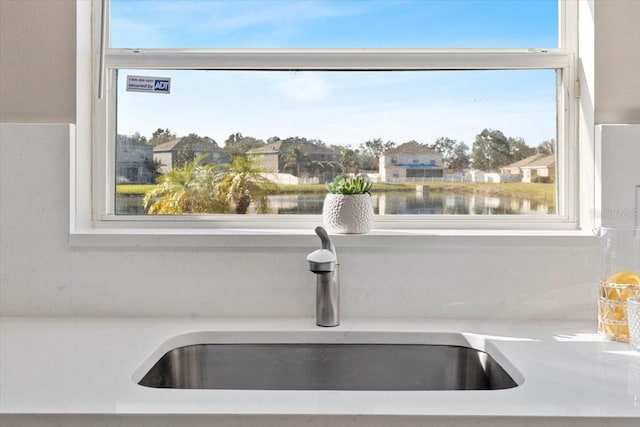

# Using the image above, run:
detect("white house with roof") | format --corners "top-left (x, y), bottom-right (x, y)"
top-left (520, 155), bottom-right (556, 183)
top-left (464, 170), bottom-right (508, 183)
top-left (500, 154), bottom-right (556, 183)
top-left (379, 142), bottom-right (443, 183)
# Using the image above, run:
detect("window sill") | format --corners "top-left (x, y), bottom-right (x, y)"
top-left (69, 225), bottom-right (595, 249)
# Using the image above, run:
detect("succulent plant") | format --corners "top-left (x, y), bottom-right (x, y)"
top-left (326, 175), bottom-right (373, 195)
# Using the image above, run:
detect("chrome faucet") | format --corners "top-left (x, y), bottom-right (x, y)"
top-left (306, 226), bottom-right (339, 327)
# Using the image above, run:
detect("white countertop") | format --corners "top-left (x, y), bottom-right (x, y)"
top-left (1, 317), bottom-right (639, 426)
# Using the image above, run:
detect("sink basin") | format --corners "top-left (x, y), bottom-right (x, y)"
top-left (138, 342), bottom-right (518, 391)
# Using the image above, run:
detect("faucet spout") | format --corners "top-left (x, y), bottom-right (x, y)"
top-left (307, 226), bottom-right (339, 327)
top-left (315, 226), bottom-right (336, 256)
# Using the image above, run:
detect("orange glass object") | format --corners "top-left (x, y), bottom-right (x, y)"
top-left (598, 279), bottom-right (640, 342)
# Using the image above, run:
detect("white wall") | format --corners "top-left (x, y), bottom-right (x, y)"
top-left (1, 1), bottom-right (638, 320)
top-left (0, 124), bottom-right (599, 319)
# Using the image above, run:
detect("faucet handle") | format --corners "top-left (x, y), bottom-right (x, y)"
top-left (306, 249), bottom-right (336, 273)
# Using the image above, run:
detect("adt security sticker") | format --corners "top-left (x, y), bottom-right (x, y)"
top-left (126, 75), bottom-right (171, 94)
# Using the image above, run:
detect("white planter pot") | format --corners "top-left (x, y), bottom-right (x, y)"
top-left (322, 193), bottom-right (374, 234)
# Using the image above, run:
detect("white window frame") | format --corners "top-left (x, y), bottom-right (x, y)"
top-left (73, 0), bottom-right (592, 243)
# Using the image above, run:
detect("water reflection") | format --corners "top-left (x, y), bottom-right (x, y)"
top-left (268, 192), bottom-right (552, 215)
top-left (117, 192), bottom-right (553, 215)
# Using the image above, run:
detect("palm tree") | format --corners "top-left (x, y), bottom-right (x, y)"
top-left (215, 156), bottom-right (279, 214)
top-left (282, 144), bottom-right (311, 177)
top-left (143, 155), bottom-right (228, 214)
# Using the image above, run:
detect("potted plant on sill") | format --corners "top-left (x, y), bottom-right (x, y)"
top-left (322, 175), bottom-right (374, 234)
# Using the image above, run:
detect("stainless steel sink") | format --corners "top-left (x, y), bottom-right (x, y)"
top-left (138, 343), bottom-right (518, 391)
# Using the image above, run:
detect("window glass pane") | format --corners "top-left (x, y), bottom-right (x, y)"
top-left (115, 69), bottom-right (558, 216)
top-left (110, 0), bottom-right (558, 49)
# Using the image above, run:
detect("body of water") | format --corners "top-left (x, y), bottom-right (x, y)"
top-left (117, 192), bottom-right (553, 215)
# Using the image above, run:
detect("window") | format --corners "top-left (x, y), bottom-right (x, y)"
top-left (90, 0), bottom-right (578, 229)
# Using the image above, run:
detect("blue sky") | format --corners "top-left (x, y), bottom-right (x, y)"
top-left (112, 0), bottom-right (558, 148)
top-left (111, 0), bottom-right (558, 49)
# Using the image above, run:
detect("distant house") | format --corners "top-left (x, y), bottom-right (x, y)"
top-left (500, 154), bottom-right (555, 183)
top-left (464, 169), bottom-right (512, 183)
top-left (246, 141), bottom-right (288, 173)
top-left (116, 140), bottom-right (153, 183)
top-left (247, 141), bottom-right (339, 179)
top-left (520, 154), bottom-right (555, 183)
top-left (500, 154), bottom-right (540, 176)
top-left (153, 138), bottom-right (226, 173)
top-left (379, 142), bottom-right (443, 182)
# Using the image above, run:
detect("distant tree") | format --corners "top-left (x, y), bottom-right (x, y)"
top-left (117, 132), bottom-right (148, 146)
top-left (143, 158), bottom-right (164, 184)
top-left (282, 136), bottom-right (309, 145)
top-left (537, 139), bottom-right (556, 155)
top-left (473, 130), bottom-right (538, 170)
top-left (403, 139), bottom-right (427, 147)
top-left (431, 137), bottom-right (459, 169)
top-left (336, 147), bottom-right (359, 174)
top-left (471, 129), bottom-right (511, 170)
top-left (224, 132), bottom-right (265, 158)
top-left (355, 152), bottom-right (378, 171)
top-left (148, 128), bottom-right (176, 146)
top-left (308, 138), bottom-right (330, 149)
top-left (178, 133), bottom-right (217, 147)
top-left (175, 133), bottom-right (218, 167)
top-left (508, 137), bottom-right (537, 162)
top-left (449, 142), bottom-right (471, 171)
top-left (176, 146), bottom-right (197, 168)
top-left (359, 138), bottom-right (396, 159)
top-left (132, 132), bottom-right (148, 145)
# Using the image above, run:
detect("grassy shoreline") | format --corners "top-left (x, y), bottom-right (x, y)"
top-left (117, 182), bottom-right (555, 202)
